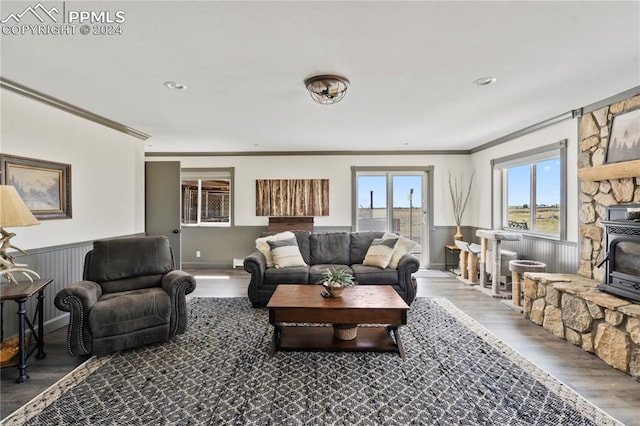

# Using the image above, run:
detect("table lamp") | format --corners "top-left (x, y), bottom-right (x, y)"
top-left (0, 185), bottom-right (41, 284)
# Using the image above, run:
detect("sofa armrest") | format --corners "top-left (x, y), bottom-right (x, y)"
top-left (54, 281), bottom-right (102, 356)
top-left (244, 251), bottom-right (267, 307)
top-left (397, 253), bottom-right (420, 304)
top-left (161, 270), bottom-right (197, 337)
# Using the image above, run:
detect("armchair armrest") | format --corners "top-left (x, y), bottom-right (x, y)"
top-left (397, 253), bottom-right (420, 304)
top-left (161, 270), bottom-right (197, 337)
top-left (54, 281), bottom-right (102, 356)
top-left (243, 251), bottom-right (267, 307)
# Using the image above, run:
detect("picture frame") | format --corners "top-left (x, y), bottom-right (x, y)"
top-left (605, 107), bottom-right (640, 164)
top-left (0, 154), bottom-right (72, 220)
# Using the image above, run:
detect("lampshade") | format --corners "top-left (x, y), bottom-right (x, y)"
top-left (304, 74), bottom-right (350, 105)
top-left (0, 185), bottom-right (39, 228)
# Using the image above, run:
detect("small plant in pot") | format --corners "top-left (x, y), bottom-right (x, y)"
top-left (318, 268), bottom-right (355, 297)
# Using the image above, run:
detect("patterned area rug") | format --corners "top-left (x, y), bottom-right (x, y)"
top-left (3, 297), bottom-right (621, 425)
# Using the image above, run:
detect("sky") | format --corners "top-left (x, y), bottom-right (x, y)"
top-left (357, 175), bottom-right (422, 208)
top-left (355, 160), bottom-right (560, 210)
top-left (507, 158), bottom-right (560, 206)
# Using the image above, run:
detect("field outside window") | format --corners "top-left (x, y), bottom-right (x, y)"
top-left (505, 158), bottom-right (560, 235)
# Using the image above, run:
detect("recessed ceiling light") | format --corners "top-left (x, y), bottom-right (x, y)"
top-left (163, 81), bottom-right (187, 90)
top-left (473, 77), bottom-right (497, 86)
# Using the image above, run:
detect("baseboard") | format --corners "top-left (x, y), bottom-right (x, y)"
top-left (45, 314), bottom-right (70, 334)
top-left (2, 313), bottom-right (69, 340)
top-left (182, 262), bottom-right (234, 269)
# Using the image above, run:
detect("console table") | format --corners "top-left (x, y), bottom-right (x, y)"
top-left (0, 278), bottom-right (53, 383)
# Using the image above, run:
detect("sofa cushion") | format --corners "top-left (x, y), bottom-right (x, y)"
top-left (268, 237), bottom-right (307, 268)
top-left (89, 287), bottom-right (171, 338)
top-left (384, 232), bottom-right (419, 269)
top-left (351, 264), bottom-right (400, 285)
top-left (256, 231), bottom-right (295, 267)
top-left (363, 237), bottom-right (398, 269)
top-left (309, 264), bottom-right (353, 284)
top-left (350, 231), bottom-right (385, 264)
top-left (264, 265), bottom-right (309, 285)
top-left (310, 232), bottom-right (350, 265)
top-left (291, 231), bottom-right (311, 265)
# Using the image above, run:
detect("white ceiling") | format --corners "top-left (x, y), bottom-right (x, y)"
top-left (1, 1), bottom-right (639, 153)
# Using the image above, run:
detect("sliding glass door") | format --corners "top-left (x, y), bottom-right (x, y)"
top-left (354, 169), bottom-right (428, 264)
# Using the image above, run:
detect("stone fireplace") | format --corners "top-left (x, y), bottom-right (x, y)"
top-left (521, 92), bottom-right (640, 380)
top-left (578, 94), bottom-right (640, 281)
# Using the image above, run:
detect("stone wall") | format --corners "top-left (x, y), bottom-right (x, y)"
top-left (524, 273), bottom-right (640, 380)
top-left (578, 94), bottom-right (640, 280)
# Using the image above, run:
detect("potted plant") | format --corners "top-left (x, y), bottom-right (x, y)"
top-left (317, 268), bottom-right (358, 340)
top-left (318, 268), bottom-right (355, 297)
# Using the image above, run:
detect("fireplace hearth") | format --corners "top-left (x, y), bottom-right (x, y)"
top-left (599, 205), bottom-right (640, 302)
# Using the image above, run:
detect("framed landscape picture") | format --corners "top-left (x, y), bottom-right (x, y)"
top-left (605, 107), bottom-right (640, 164)
top-left (0, 154), bottom-right (72, 220)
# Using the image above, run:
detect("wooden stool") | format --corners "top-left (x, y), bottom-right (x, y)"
top-left (468, 244), bottom-right (481, 284)
top-left (454, 241), bottom-right (474, 282)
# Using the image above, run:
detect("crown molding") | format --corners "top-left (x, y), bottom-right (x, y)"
top-left (145, 149), bottom-right (471, 157)
top-left (0, 77), bottom-right (149, 141)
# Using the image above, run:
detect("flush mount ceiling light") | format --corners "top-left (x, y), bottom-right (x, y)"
top-left (163, 80), bottom-right (187, 90)
top-left (304, 74), bottom-right (350, 105)
top-left (473, 76), bottom-right (497, 86)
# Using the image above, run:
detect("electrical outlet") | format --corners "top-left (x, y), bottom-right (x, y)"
top-left (196, 251), bottom-right (201, 258)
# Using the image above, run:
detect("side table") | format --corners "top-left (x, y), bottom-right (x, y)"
top-left (444, 244), bottom-right (460, 275)
top-left (1, 278), bottom-right (53, 383)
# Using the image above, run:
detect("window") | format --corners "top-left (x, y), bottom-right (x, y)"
top-left (493, 141), bottom-right (566, 239)
top-left (181, 168), bottom-right (233, 226)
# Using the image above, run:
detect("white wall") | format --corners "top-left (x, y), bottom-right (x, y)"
top-left (147, 154), bottom-right (473, 227)
top-left (469, 119), bottom-right (579, 242)
top-left (1, 88), bottom-right (146, 250)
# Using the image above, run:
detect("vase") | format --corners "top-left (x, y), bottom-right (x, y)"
top-left (454, 225), bottom-right (463, 241)
top-left (323, 283), bottom-right (345, 297)
top-left (333, 323), bottom-right (358, 340)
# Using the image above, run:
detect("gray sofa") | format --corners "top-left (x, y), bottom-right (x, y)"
top-left (244, 231), bottom-right (420, 307)
top-left (55, 236), bottom-right (197, 356)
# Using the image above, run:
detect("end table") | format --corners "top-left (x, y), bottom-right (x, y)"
top-left (1, 278), bottom-right (53, 383)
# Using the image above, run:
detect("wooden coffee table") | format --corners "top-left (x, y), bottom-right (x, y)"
top-left (267, 285), bottom-right (409, 359)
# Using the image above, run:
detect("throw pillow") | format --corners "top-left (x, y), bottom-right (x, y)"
top-left (363, 237), bottom-right (399, 269)
top-left (384, 232), bottom-right (418, 269)
top-left (256, 231), bottom-right (295, 267)
top-left (267, 237), bottom-right (307, 268)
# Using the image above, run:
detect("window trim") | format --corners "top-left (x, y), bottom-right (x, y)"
top-left (351, 166), bottom-right (434, 267)
top-left (491, 140), bottom-right (567, 240)
top-left (181, 167), bottom-right (234, 227)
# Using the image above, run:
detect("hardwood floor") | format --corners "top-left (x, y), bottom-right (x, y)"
top-left (2, 269), bottom-right (639, 424)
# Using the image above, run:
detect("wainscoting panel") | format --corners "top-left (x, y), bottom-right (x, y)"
top-left (2, 234), bottom-right (145, 339)
top-left (430, 226), bottom-right (578, 274)
top-left (500, 236), bottom-right (578, 274)
top-left (2, 242), bottom-right (93, 338)
top-left (430, 226), bottom-right (474, 270)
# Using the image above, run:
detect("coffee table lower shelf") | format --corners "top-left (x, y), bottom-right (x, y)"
top-left (271, 325), bottom-right (404, 359)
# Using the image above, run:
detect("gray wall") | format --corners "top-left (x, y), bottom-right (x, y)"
top-left (181, 224), bottom-right (578, 273)
top-left (2, 226), bottom-right (578, 339)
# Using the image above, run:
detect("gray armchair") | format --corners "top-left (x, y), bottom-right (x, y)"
top-left (55, 236), bottom-right (196, 356)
